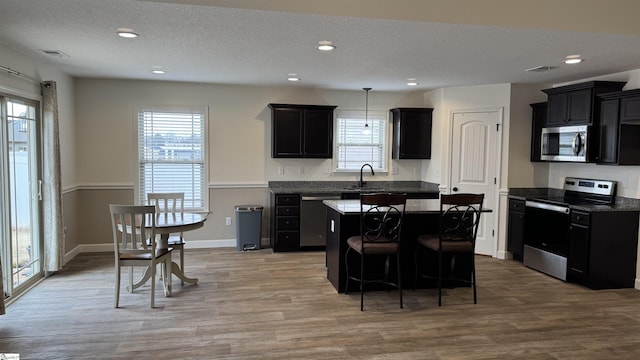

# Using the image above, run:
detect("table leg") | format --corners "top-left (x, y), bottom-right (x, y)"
top-left (170, 261), bottom-right (198, 285)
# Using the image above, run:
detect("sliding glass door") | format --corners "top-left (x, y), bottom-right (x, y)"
top-left (1, 95), bottom-right (43, 300)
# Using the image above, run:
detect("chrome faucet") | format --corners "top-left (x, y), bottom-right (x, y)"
top-left (359, 163), bottom-right (375, 187)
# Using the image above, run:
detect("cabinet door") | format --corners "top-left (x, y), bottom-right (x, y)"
top-left (303, 108), bottom-right (333, 158)
top-left (547, 93), bottom-right (568, 125)
top-left (597, 98), bottom-right (620, 164)
top-left (507, 199), bottom-right (525, 261)
top-left (507, 209), bottom-right (525, 261)
top-left (546, 89), bottom-right (592, 125)
top-left (620, 95), bottom-right (640, 123)
top-left (568, 212), bottom-right (590, 285)
top-left (272, 108), bottom-right (303, 157)
top-left (391, 108), bottom-right (433, 159)
top-left (530, 102), bottom-right (546, 162)
top-left (566, 89), bottom-right (592, 124)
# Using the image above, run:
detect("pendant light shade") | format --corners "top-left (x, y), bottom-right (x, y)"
top-left (363, 87), bottom-right (372, 135)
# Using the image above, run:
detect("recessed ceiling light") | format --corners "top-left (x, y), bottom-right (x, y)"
top-left (152, 69), bottom-right (165, 74)
top-left (407, 78), bottom-right (419, 86)
top-left (117, 28), bottom-right (139, 38)
top-left (287, 73), bottom-right (300, 81)
top-left (317, 41), bottom-right (335, 51)
top-left (564, 54), bottom-right (583, 64)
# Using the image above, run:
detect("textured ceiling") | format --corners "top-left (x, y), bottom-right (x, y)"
top-left (1, 0), bottom-right (640, 91)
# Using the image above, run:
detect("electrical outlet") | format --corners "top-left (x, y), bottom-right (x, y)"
top-left (225, 217), bottom-right (232, 226)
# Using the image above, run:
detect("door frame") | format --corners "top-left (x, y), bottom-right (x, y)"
top-left (0, 90), bottom-right (45, 300)
top-left (445, 107), bottom-right (503, 258)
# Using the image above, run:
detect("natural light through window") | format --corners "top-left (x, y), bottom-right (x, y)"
top-left (136, 108), bottom-right (207, 211)
top-left (335, 110), bottom-right (387, 171)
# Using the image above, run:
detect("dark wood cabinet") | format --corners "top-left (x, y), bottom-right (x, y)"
top-left (546, 89), bottom-right (591, 125)
top-left (390, 108), bottom-right (433, 159)
top-left (507, 198), bottom-right (525, 261)
top-left (269, 104), bottom-right (336, 158)
top-left (597, 89), bottom-right (640, 165)
top-left (270, 193), bottom-right (301, 252)
top-left (529, 102), bottom-right (546, 162)
top-left (596, 97), bottom-right (620, 164)
top-left (567, 210), bottom-right (639, 289)
top-left (542, 81), bottom-right (625, 126)
top-left (620, 93), bottom-right (640, 123)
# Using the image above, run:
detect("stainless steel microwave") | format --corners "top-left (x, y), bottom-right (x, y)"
top-left (541, 125), bottom-right (589, 162)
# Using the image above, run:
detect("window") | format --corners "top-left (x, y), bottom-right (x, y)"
top-left (335, 110), bottom-right (388, 171)
top-left (136, 107), bottom-right (207, 211)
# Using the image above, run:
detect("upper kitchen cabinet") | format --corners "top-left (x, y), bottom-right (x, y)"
top-left (269, 104), bottom-right (337, 158)
top-left (542, 81), bottom-right (626, 126)
top-left (529, 102), bottom-right (546, 162)
top-left (390, 107), bottom-right (433, 159)
top-left (597, 89), bottom-right (640, 165)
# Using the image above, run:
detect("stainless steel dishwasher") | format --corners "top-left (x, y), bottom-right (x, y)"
top-left (300, 194), bottom-right (341, 247)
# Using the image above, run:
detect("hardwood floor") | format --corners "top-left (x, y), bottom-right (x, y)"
top-left (1, 249), bottom-right (640, 359)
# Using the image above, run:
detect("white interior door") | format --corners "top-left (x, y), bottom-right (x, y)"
top-left (450, 110), bottom-right (501, 256)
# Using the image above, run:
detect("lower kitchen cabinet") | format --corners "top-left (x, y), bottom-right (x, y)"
top-left (507, 198), bottom-right (525, 261)
top-left (567, 210), bottom-right (639, 289)
top-left (270, 193), bottom-right (301, 252)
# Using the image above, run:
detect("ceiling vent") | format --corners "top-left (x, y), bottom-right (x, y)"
top-left (40, 49), bottom-right (69, 58)
top-left (525, 65), bottom-right (556, 72)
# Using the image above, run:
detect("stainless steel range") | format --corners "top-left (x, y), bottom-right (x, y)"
top-left (523, 177), bottom-right (616, 281)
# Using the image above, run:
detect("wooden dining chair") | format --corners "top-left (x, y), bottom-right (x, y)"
top-left (147, 192), bottom-right (186, 284)
top-left (413, 193), bottom-right (484, 306)
top-left (109, 204), bottom-right (173, 308)
top-left (345, 193), bottom-right (407, 311)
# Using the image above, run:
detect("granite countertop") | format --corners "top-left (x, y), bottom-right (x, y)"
top-left (509, 187), bottom-right (640, 212)
top-left (268, 181), bottom-right (440, 195)
top-left (323, 199), bottom-right (441, 215)
top-left (324, 199), bottom-right (493, 215)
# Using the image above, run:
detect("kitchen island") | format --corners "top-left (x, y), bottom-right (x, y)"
top-left (323, 198), bottom-right (478, 293)
top-left (268, 181), bottom-right (439, 251)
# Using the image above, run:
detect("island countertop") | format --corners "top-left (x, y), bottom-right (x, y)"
top-left (324, 198), bottom-right (493, 215)
top-left (323, 199), bottom-right (441, 214)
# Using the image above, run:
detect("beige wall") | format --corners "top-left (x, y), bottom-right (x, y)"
top-left (69, 78), bottom-right (431, 254)
top-left (507, 83), bottom-right (550, 188)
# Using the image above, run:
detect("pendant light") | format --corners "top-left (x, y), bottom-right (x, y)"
top-left (363, 87), bottom-right (372, 135)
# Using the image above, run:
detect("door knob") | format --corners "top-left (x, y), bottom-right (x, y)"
top-left (452, 187), bottom-right (458, 192)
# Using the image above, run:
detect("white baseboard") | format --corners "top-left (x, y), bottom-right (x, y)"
top-left (63, 238), bottom-right (271, 264)
top-left (496, 250), bottom-right (511, 260)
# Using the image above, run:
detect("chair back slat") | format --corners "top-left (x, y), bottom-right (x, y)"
top-left (147, 192), bottom-right (184, 214)
top-left (109, 204), bottom-right (157, 256)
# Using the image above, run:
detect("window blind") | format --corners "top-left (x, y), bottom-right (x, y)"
top-left (137, 108), bottom-right (207, 211)
top-left (335, 110), bottom-right (387, 171)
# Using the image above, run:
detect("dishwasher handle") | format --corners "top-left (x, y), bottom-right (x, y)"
top-left (301, 195), bottom-right (342, 201)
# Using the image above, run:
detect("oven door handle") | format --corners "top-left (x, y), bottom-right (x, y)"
top-left (525, 200), bottom-right (570, 214)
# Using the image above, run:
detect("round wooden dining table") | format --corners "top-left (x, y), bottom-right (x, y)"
top-left (130, 212), bottom-right (207, 292)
